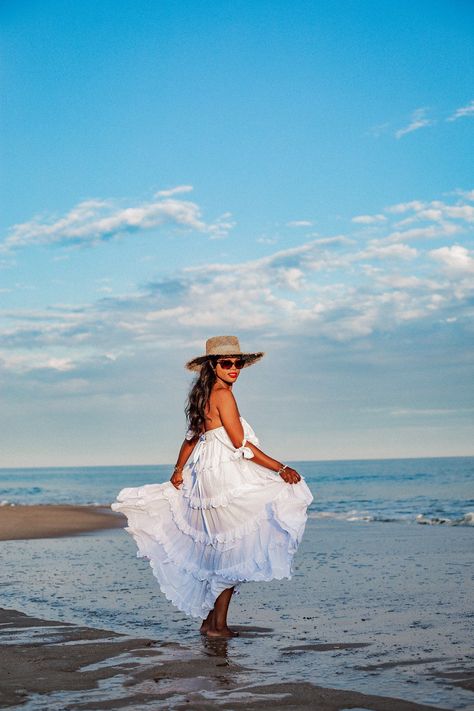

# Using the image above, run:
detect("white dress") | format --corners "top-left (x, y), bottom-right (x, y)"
top-left (111, 417), bottom-right (314, 619)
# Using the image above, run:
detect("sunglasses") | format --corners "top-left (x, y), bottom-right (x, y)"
top-left (215, 358), bottom-right (246, 370)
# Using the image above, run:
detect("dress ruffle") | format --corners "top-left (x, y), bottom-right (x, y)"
top-left (111, 417), bottom-right (313, 619)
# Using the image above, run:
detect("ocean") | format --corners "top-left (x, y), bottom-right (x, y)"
top-left (1, 455), bottom-right (473, 527)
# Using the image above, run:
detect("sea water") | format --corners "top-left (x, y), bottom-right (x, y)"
top-left (0, 456), bottom-right (472, 527)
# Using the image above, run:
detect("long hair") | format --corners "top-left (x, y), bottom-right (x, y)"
top-left (185, 359), bottom-right (216, 436)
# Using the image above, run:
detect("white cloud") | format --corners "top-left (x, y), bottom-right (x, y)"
top-left (456, 189), bottom-right (474, 201)
top-left (386, 200), bottom-right (427, 214)
top-left (276, 267), bottom-right (305, 291)
top-left (375, 274), bottom-right (426, 289)
top-left (352, 214), bottom-right (386, 224)
top-left (395, 108), bottom-right (434, 139)
top-left (446, 99), bottom-right (474, 122)
top-left (311, 236), bottom-right (353, 246)
top-left (379, 198), bottom-right (474, 256)
top-left (357, 243), bottom-right (418, 260)
top-left (390, 407), bottom-right (472, 417)
top-left (385, 221), bottom-right (463, 243)
top-left (430, 244), bottom-right (474, 276)
top-left (155, 185), bottom-right (194, 197)
top-left (0, 353), bottom-right (77, 373)
top-left (376, 99), bottom-right (473, 142)
top-left (144, 306), bottom-right (188, 321)
top-left (390, 201), bottom-right (474, 227)
top-left (286, 220), bottom-right (313, 228)
top-left (207, 212), bottom-right (236, 239)
top-left (1, 189), bottom-right (234, 251)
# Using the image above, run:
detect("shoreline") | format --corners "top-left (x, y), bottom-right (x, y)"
top-left (0, 504), bottom-right (126, 541)
top-left (0, 606), bottom-right (457, 710)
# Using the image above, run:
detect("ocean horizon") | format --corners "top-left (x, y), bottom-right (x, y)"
top-left (2, 455), bottom-right (473, 528)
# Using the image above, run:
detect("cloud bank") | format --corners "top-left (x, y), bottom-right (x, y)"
top-left (1, 189), bottom-right (473, 380)
top-left (1, 187), bottom-right (234, 252)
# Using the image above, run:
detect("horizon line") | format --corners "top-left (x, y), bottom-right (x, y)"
top-left (1, 452), bottom-right (473, 470)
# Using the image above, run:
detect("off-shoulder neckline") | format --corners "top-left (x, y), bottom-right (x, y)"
top-left (203, 416), bottom-right (244, 434)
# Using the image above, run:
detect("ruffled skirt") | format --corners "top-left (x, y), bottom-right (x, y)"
top-left (111, 426), bottom-right (314, 619)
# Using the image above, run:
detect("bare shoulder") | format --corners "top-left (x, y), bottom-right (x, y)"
top-left (213, 388), bottom-right (239, 413)
top-left (213, 388), bottom-right (236, 402)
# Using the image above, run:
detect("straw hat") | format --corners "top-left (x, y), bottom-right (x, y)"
top-left (185, 335), bottom-right (265, 372)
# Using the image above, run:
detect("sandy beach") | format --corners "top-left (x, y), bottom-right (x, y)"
top-left (0, 606), bottom-right (463, 710)
top-left (1, 504), bottom-right (473, 709)
top-left (0, 504), bottom-right (125, 541)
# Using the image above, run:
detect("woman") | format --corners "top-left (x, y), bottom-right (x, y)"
top-left (111, 335), bottom-right (313, 638)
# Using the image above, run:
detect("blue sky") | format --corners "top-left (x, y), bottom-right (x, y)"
top-left (1, 0), bottom-right (473, 466)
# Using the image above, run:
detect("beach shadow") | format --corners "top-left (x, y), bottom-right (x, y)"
top-left (430, 667), bottom-right (474, 692)
top-left (354, 656), bottom-right (448, 671)
top-left (230, 625), bottom-right (274, 637)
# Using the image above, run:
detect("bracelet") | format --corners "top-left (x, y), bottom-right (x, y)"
top-left (276, 464), bottom-right (288, 477)
top-left (173, 465), bottom-right (183, 474)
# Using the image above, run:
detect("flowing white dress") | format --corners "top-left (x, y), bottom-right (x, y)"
top-left (111, 416), bottom-right (314, 619)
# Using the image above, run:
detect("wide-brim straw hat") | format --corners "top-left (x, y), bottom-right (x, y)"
top-left (185, 335), bottom-right (265, 372)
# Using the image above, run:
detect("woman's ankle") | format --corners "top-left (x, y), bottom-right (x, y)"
top-left (212, 621), bottom-right (228, 630)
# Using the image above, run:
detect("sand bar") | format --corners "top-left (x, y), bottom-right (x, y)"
top-left (0, 504), bottom-right (126, 541)
top-left (0, 606), bottom-right (457, 710)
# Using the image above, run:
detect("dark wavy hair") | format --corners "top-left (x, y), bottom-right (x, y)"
top-left (185, 358), bottom-right (217, 436)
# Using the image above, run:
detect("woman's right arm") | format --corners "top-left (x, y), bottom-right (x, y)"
top-left (170, 435), bottom-right (199, 489)
top-left (216, 390), bottom-right (301, 485)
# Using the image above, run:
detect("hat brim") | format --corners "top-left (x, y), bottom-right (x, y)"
top-left (185, 352), bottom-right (265, 372)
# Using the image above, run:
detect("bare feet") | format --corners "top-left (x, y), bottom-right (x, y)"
top-left (200, 587), bottom-right (238, 637)
top-left (200, 618), bottom-right (211, 634)
top-left (200, 609), bottom-right (214, 635)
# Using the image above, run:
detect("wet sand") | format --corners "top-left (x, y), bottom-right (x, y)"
top-left (0, 607), bottom-right (458, 710)
top-left (0, 504), bottom-right (125, 541)
top-left (1, 511), bottom-right (472, 708)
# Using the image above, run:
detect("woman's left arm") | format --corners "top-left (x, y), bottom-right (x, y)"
top-left (170, 435), bottom-right (199, 489)
top-left (216, 390), bottom-right (300, 484)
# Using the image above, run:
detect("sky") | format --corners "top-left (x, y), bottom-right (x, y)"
top-left (0, 0), bottom-right (473, 467)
